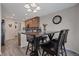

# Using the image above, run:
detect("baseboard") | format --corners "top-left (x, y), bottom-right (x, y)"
top-left (66, 48), bottom-right (79, 56)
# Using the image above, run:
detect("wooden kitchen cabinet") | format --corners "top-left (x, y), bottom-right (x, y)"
top-left (25, 16), bottom-right (40, 28)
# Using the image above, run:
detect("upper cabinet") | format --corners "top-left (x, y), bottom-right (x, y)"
top-left (25, 16), bottom-right (40, 28)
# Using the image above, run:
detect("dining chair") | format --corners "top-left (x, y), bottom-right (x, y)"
top-left (61, 29), bottom-right (69, 56)
top-left (26, 34), bottom-right (34, 55)
top-left (50, 29), bottom-right (69, 56)
top-left (40, 29), bottom-right (69, 56)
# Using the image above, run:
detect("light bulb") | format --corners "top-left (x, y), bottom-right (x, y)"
top-left (27, 9), bottom-right (32, 12)
top-left (33, 10), bottom-right (37, 13)
top-left (31, 3), bottom-right (37, 7)
top-left (36, 6), bottom-right (40, 10)
top-left (24, 4), bottom-right (30, 9)
top-left (25, 14), bottom-right (28, 15)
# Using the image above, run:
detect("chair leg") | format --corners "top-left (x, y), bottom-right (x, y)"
top-left (26, 42), bottom-right (30, 55)
top-left (42, 50), bottom-right (45, 56)
top-left (63, 44), bottom-right (67, 56)
top-left (31, 43), bottom-right (34, 51)
top-left (38, 47), bottom-right (41, 55)
top-left (61, 46), bottom-right (63, 56)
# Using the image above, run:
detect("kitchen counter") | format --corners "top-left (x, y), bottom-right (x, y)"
top-left (18, 32), bottom-right (28, 48)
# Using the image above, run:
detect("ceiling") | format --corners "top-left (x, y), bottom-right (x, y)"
top-left (1, 3), bottom-right (77, 21)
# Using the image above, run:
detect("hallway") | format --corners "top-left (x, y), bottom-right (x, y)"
top-left (1, 38), bottom-right (26, 56)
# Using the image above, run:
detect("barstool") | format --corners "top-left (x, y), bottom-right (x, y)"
top-left (26, 35), bottom-right (34, 55)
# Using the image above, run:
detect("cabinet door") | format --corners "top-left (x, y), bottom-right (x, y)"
top-left (25, 17), bottom-right (40, 28)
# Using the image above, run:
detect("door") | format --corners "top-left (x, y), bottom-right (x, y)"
top-left (1, 19), bottom-right (5, 46)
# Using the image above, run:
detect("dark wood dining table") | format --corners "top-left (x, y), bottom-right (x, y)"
top-left (25, 31), bottom-right (60, 56)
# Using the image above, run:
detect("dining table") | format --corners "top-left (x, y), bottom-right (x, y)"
top-left (25, 31), bottom-right (60, 56)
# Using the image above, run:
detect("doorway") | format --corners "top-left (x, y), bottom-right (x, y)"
top-left (1, 19), bottom-right (22, 55)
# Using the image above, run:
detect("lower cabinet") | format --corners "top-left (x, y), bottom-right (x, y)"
top-left (19, 33), bottom-right (28, 48)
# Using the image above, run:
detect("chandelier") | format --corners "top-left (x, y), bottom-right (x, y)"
top-left (24, 3), bottom-right (40, 13)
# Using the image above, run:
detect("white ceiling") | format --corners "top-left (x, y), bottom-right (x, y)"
top-left (1, 3), bottom-right (77, 21)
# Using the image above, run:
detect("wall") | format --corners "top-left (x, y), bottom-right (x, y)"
top-left (5, 19), bottom-right (19, 40)
top-left (40, 4), bottom-right (79, 53)
top-left (0, 3), bottom-right (1, 55)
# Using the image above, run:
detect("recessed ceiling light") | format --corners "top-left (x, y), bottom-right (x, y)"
top-left (33, 10), bottom-right (37, 13)
top-left (36, 6), bottom-right (40, 10)
top-left (27, 9), bottom-right (32, 12)
top-left (31, 3), bottom-right (37, 7)
top-left (24, 4), bottom-right (30, 9)
top-left (25, 14), bottom-right (28, 15)
top-left (12, 14), bottom-right (15, 16)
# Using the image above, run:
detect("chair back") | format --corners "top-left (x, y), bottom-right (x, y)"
top-left (56, 30), bottom-right (64, 54)
top-left (56, 29), bottom-right (69, 55)
top-left (62, 29), bottom-right (69, 43)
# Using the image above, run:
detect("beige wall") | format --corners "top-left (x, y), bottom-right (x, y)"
top-left (40, 4), bottom-right (79, 53)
